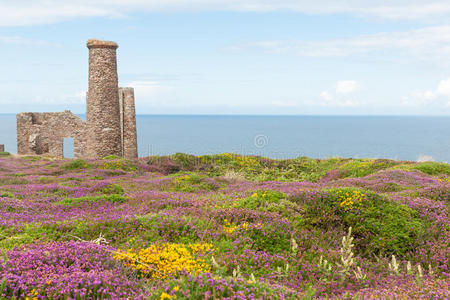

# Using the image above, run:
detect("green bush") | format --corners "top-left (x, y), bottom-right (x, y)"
top-left (0, 152), bottom-right (10, 157)
top-left (55, 194), bottom-right (127, 206)
top-left (234, 190), bottom-right (286, 210)
top-left (171, 153), bottom-right (199, 169)
top-left (338, 159), bottom-right (398, 178)
top-left (98, 159), bottom-right (136, 171)
top-left (101, 183), bottom-right (125, 195)
top-left (136, 214), bottom-right (208, 244)
top-left (103, 155), bottom-right (122, 160)
top-left (243, 224), bottom-right (291, 254)
top-left (171, 174), bottom-right (218, 192)
top-left (62, 159), bottom-right (90, 170)
top-left (412, 162), bottom-right (450, 176)
top-left (0, 191), bottom-right (13, 198)
top-left (291, 187), bottom-right (427, 257)
top-left (151, 274), bottom-right (298, 299)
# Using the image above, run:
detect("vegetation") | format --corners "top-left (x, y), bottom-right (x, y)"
top-left (0, 154), bottom-right (448, 299)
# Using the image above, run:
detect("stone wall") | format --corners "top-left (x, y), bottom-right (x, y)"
top-left (16, 111), bottom-right (86, 157)
top-left (0, 145), bottom-right (4, 152)
top-left (119, 87), bottom-right (138, 159)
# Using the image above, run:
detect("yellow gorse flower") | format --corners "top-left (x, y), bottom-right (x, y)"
top-left (337, 190), bottom-right (366, 211)
top-left (160, 292), bottom-right (172, 300)
top-left (114, 243), bottom-right (213, 280)
top-left (223, 219), bottom-right (249, 234)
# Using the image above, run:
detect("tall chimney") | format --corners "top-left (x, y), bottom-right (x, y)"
top-left (85, 39), bottom-right (122, 158)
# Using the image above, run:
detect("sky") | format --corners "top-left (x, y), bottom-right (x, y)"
top-left (1, 0), bottom-right (450, 115)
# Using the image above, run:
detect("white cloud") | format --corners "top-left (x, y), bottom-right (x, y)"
top-left (320, 80), bottom-right (361, 106)
top-left (436, 78), bottom-right (450, 96)
top-left (231, 26), bottom-right (450, 65)
top-left (402, 78), bottom-right (450, 106)
top-left (319, 91), bottom-right (333, 102)
top-left (417, 154), bottom-right (434, 162)
top-left (2, 1), bottom-right (450, 26)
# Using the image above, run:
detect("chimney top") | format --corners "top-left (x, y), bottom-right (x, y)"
top-left (86, 39), bottom-right (118, 49)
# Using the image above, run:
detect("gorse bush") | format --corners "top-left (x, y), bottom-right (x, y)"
top-left (338, 159), bottom-right (398, 178)
top-left (62, 159), bottom-right (90, 170)
top-left (114, 242), bottom-right (213, 279)
top-left (291, 187), bottom-right (427, 257)
top-left (171, 174), bottom-right (219, 192)
top-left (98, 159), bottom-right (137, 171)
top-left (235, 190), bottom-right (286, 210)
top-left (412, 162), bottom-right (450, 176)
top-left (103, 155), bottom-right (122, 160)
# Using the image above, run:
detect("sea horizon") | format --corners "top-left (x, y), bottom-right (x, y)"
top-left (1, 114), bottom-right (449, 162)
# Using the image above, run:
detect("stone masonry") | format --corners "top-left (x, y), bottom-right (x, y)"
top-left (85, 39), bottom-right (122, 158)
top-left (17, 111), bottom-right (86, 157)
top-left (16, 39), bottom-right (138, 159)
top-left (0, 145), bottom-right (4, 152)
top-left (119, 87), bottom-right (138, 159)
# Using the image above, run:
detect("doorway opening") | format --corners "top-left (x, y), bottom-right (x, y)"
top-left (63, 138), bottom-right (74, 158)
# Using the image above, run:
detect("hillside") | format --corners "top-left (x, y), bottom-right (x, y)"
top-left (0, 153), bottom-right (448, 299)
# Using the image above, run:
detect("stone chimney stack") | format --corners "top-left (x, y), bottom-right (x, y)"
top-left (85, 39), bottom-right (122, 158)
top-left (119, 87), bottom-right (138, 159)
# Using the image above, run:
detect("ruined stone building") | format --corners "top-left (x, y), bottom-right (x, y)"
top-left (17, 39), bottom-right (138, 159)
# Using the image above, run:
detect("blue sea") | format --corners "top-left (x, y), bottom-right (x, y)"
top-left (1, 114), bottom-right (449, 162)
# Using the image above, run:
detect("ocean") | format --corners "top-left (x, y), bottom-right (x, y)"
top-left (1, 114), bottom-right (449, 162)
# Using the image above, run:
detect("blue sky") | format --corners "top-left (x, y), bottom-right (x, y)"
top-left (1, 0), bottom-right (450, 115)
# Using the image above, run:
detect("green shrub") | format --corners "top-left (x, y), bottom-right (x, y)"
top-left (151, 274), bottom-right (298, 299)
top-left (62, 159), bottom-right (90, 170)
top-left (0, 191), bottom-right (13, 198)
top-left (244, 224), bottom-right (291, 254)
top-left (135, 214), bottom-right (208, 244)
top-left (0, 152), bottom-right (10, 157)
top-left (103, 155), bottom-right (122, 160)
top-left (55, 194), bottom-right (127, 206)
top-left (291, 187), bottom-right (427, 257)
top-left (234, 190), bottom-right (286, 210)
top-left (338, 159), bottom-right (398, 178)
top-left (171, 174), bottom-right (218, 192)
top-left (412, 162), bottom-right (450, 176)
top-left (98, 159), bottom-right (136, 171)
top-left (101, 183), bottom-right (125, 195)
top-left (171, 153), bottom-right (199, 169)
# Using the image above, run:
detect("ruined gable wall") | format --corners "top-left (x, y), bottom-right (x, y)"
top-left (16, 111), bottom-right (86, 157)
top-left (119, 87), bottom-right (138, 159)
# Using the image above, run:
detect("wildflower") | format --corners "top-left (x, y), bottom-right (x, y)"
top-left (160, 292), bottom-right (172, 300)
top-left (114, 243), bottom-right (213, 279)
